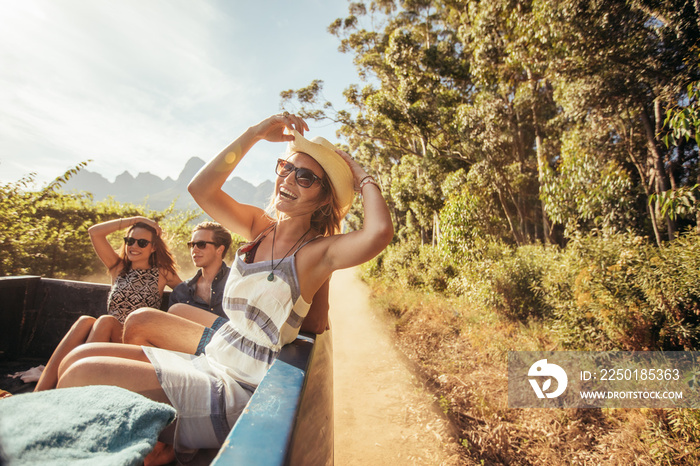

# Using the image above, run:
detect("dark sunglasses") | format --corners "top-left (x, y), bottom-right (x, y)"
top-left (275, 159), bottom-right (322, 188)
top-left (124, 237), bottom-right (152, 248)
top-left (187, 241), bottom-right (217, 250)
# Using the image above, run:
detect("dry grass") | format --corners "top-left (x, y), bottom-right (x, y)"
top-left (368, 283), bottom-right (700, 466)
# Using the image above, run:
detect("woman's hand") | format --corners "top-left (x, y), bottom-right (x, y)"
top-left (129, 217), bottom-right (162, 237)
top-left (252, 112), bottom-right (309, 143)
top-left (335, 149), bottom-right (369, 192)
top-left (188, 112), bottom-right (309, 240)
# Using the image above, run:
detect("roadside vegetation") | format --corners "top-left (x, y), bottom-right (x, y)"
top-left (0, 165), bottom-right (204, 282)
top-left (361, 231), bottom-right (700, 464)
top-left (281, 1), bottom-right (700, 464)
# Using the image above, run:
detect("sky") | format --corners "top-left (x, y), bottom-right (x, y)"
top-left (0, 0), bottom-right (361, 187)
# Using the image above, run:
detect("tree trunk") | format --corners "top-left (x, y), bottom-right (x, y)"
top-left (494, 185), bottom-right (523, 246)
top-left (625, 126), bottom-right (663, 246)
top-left (641, 103), bottom-right (676, 241)
top-left (484, 152), bottom-right (526, 242)
top-left (534, 131), bottom-right (552, 244)
top-left (527, 68), bottom-right (553, 245)
top-left (432, 211), bottom-right (440, 247)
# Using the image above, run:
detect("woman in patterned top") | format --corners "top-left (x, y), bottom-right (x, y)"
top-left (93, 216), bottom-right (181, 327)
top-left (34, 216), bottom-right (181, 391)
top-left (52, 112), bottom-right (394, 462)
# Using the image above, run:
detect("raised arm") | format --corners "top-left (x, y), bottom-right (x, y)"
top-left (188, 114), bottom-right (309, 240)
top-left (322, 151), bottom-right (394, 271)
top-left (88, 216), bottom-right (161, 272)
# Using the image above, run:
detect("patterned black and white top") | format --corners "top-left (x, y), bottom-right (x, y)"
top-left (106, 267), bottom-right (161, 323)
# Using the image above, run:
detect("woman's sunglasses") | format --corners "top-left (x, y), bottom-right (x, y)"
top-left (124, 237), bottom-right (152, 248)
top-left (187, 241), bottom-right (217, 250)
top-left (275, 159), bottom-right (322, 188)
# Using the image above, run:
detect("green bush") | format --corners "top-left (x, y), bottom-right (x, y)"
top-left (367, 227), bottom-right (700, 351)
top-left (645, 409), bottom-right (700, 464)
top-left (368, 239), bottom-right (456, 293)
top-left (1, 170), bottom-right (203, 280)
top-left (447, 241), bottom-right (557, 321)
top-left (537, 231), bottom-right (700, 350)
top-left (635, 231), bottom-right (700, 349)
top-left (488, 245), bottom-right (558, 321)
top-left (439, 182), bottom-right (513, 256)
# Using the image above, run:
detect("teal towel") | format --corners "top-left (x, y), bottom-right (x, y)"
top-left (0, 385), bottom-right (176, 466)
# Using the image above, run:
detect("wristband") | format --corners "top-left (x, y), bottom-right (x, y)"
top-left (359, 175), bottom-right (379, 192)
top-left (355, 175), bottom-right (372, 192)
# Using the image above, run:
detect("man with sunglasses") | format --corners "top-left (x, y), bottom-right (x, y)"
top-left (168, 221), bottom-right (232, 318)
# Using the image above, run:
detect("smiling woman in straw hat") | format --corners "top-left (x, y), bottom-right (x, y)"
top-left (53, 112), bottom-right (394, 462)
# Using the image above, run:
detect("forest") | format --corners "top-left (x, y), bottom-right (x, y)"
top-left (280, 0), bottom-right (700, 463)
top-left (2, 0), bottom-right (700, 463)
top-left (279, 0), bottom-right (700, 352)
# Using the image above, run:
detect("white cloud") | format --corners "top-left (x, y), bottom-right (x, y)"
top-left (0, 0), bottom-right (357, 188)
top-left (1, 0), bottom-right (244, 181)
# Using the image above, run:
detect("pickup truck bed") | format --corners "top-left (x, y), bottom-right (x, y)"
top-left (0, 275), bottom-right (333, 465)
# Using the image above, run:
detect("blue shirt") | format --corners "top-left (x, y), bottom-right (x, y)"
top-left (169, 262), bottom-right (230, 317)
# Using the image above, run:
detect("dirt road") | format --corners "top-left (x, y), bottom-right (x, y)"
top-left (329, 268), bottom-right (463, 465)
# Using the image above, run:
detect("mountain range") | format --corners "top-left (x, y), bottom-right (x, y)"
top-left (62, 157), bottom-right (274, 211)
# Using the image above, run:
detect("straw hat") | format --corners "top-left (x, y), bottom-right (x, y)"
top-left (287, 129), bottom-right (355, 216)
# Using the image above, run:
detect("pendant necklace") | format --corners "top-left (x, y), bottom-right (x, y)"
top-left (268, 223), bottom-right (311, 282)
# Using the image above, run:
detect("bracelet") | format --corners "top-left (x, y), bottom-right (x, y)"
top-left (359, 175), bottom-right (379, 192)
top-left (358, 175), bottom-right (373, 185)
top-left (355, 175), bottom-right (372, 192)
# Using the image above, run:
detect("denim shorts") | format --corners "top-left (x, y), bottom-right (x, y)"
top-left (194, 316), bottom-right (229, 355)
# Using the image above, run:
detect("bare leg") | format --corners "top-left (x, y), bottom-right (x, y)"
top-left (88, 315), bottom-right (123, 343)
top-left (56, 343), bottom-right (170, 404)
top-left (34, 316), bottom-right (96, 392)
top-left (147, 421), bottom-right (177, 465)
top-left (58, 342), bottom-right (149, 377)
top-left (123, 308), bottom-right (207, 354)
top-left (168, 303), bottom-right (220, 327)
top-left (57, 342), bottom-right (178, 465)
top-left (144, 442), bottom-right (176, 466)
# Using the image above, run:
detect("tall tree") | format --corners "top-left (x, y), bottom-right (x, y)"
top-left (283, 0), bottom-right (699, 247)
top-left (538, 0), bottom-right (700, 243)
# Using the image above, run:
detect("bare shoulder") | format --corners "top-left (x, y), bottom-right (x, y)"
top-left (300, 232), bottom-right (338, 258)
top-left (247, 213), bottom-right (276, 242)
